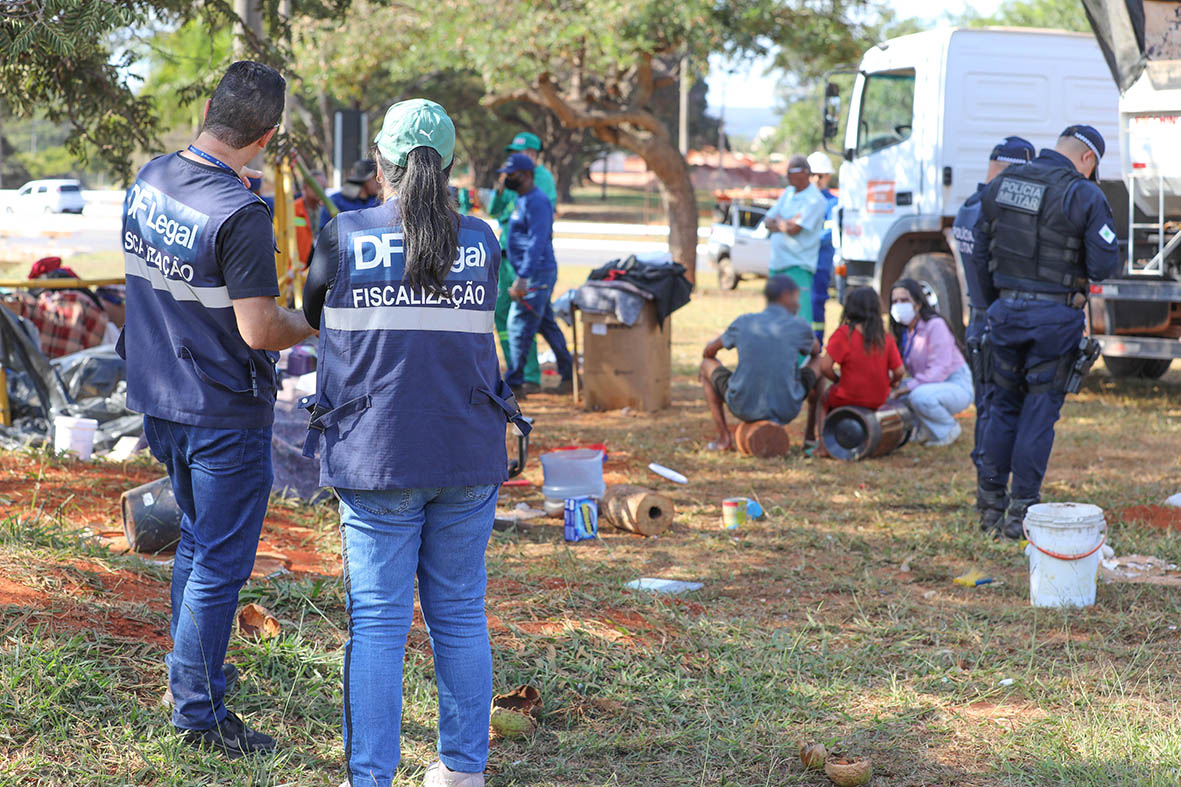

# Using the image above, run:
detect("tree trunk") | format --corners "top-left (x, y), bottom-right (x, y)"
top-left (611, 132), bottom-right (697, 285)
top-left (553, 163), bottom-right (577, 204)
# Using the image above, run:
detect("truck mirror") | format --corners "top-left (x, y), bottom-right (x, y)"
top-left (823, 83), bottom-right (841, 140)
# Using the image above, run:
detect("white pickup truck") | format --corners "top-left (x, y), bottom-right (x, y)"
top-left (706, 201), bottom-right (773, 289)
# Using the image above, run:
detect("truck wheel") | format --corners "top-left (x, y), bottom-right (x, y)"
top-left (900, 253), bottom-right (963, 341)
top-left (1103, 355), bottom-right (1172, 379)
top-left (717, 256), bottom-right (739, 290)
top-left (1142, 359), bottom-right (1173, 379)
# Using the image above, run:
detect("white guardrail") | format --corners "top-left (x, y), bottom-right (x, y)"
top-left (0, 189), bottom-right (713, 238)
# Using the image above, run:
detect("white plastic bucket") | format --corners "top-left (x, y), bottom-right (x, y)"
top-left (540, 448), bottom-right (605, 511)
top-left (53, 416), bottom-right (99, 460)
top-left (1024, 502), bottom-right (1107, 608)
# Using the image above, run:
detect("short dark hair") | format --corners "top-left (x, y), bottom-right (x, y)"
top-left (764, 275), bottom-right (799, 302)
top-left (202, 61), bottom-right (286, 150)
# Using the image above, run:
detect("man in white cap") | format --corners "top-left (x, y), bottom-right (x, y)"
top-left (807, 151), bottom-right (839, 343)
top-left (764, 153), bottom-right (828, 326)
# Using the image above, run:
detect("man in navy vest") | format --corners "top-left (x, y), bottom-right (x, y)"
top-left (120, 61), bottom-right (314, 756)
top-left (970, 125), bottom-right (1119, 539)
top-left (952, 135), bottom-right (1034, 518)
top-left (501, 153), bottom-right (573, 398)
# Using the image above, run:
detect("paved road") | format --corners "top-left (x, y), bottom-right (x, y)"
top-left (0, 208), bottom-right (711, 272)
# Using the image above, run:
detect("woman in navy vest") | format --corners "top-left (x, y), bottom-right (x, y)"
top-left (302, 99), bottom-right (528, 787)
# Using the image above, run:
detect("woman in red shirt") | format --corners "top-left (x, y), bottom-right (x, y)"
top-left (806, 287), bottom-right (904, 457)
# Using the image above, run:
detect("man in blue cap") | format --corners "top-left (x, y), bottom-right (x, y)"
top-left (488, 131), bottom-right (556, 393)
top-left (971, 124), bottom-right (1120, 539)
top-left (952, 135), bottom-right (1035, 515)
top-left (500, 152), bottom-right (573, 397)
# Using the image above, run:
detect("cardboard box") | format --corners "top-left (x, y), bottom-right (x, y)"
top-left (581, 302), bottom-right (671, 412)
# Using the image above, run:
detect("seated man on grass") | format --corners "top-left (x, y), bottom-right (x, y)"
top-left (700, 276), bottom-right (821, 452)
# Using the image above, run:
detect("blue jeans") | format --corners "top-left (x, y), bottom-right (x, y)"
top-left (143, 415), bottom-right (272, 731)
top-left (908, 364), bottom-right (974, 442)
top-left (980, 298), bottom-right (1084, 500)
top-left (505, 271), bottom-right (573, 387)
top-left (338, 484), bottom-right (498, 783)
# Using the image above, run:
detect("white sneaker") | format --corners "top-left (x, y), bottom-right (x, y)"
top-left (928, 421), bottom-right (962, 447)
top-left (423, 760), bottom-right (485, 787)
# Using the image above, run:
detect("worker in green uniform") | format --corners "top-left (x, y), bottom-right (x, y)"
top-left (488, 131), bottom-right (556, 393)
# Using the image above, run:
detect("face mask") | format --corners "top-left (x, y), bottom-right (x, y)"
top-left (504, 175), bottom-right (523, 192)
top-left (891, 301), bottom-right (916, 325)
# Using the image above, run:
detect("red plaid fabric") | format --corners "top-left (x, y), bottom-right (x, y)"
top-left (2, 291), bottom-right (110, 359)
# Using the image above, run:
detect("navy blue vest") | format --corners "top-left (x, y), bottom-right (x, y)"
top-left (304, 203), bottom-right (528, 490)
top-left (984, 162), bottom-right (1088, 292)
top-left (953, 186), bottom-right (986, 309)
top-left (120, 153), bottom-right (278, 429)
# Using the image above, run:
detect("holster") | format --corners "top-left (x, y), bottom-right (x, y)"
top-left (967, 334), bottom-right (992, 388)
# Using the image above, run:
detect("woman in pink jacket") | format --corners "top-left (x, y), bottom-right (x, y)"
top-left (889, 278), bottom-right (973, 446)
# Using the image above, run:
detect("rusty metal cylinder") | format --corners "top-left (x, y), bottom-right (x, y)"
top-left (823, 401), bottom-right (915, 461)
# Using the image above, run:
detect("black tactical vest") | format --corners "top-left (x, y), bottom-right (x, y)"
top-left (984, 162), bottom-right (1088, 291)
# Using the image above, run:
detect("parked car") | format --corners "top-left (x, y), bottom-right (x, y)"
top-left (6, 179), bottom-right (86, 215)
top-left (707, 200), bottom-right (773, 289)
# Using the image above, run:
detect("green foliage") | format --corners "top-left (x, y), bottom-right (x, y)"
top-left (140, 21), bottom-right (234, 134)
top-left (0, 0), bottom-right (349, 183)
top-left (15, 144), bottom-right (80, 179)
top-left (956, 0), bottom-right (1090, 33)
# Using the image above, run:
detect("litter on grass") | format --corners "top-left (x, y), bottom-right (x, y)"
top-left (1100, 549), bottom-right (1181, 586)
top-left (648, 462), bottom-right (688, 484)
top-left (953, 569), bottom-right (995, 587)
top-left (1166, 493), bottom-right (1181, 508)
top-left (626, 577), bottom-right (703, 594)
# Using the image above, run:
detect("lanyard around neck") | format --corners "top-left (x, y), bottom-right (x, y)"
top-left (186, 145), bottom-right (237, 175)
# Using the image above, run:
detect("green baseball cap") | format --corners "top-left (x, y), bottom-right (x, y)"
top-left (506, 131), bottom-right (543, 152)
top-left (374, 99), bottom-right (455, 168)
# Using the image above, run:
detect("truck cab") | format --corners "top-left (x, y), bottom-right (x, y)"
top-left (827, 28), bottom-right (1120, 335)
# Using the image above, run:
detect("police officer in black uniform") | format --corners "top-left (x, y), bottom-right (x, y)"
top-left (952, 136), bottom-right (1034, 517)
top-left (970, 125), bottom-right (1120, 539)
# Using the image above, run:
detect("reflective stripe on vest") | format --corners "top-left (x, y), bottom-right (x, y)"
top-left (124, 250), bottom-right (232, 309)
top-left (322, 304), bottom-right (495, 333)
top-left (309, 205), bottom-right (513, 489)
top-left (120, 152), bottom-right (277, 430)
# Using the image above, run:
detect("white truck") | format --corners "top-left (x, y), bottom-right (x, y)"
top-left (821, 27), bottom-right (1151, 365)
top-left (1078, 0), bottom-right (1181, 377)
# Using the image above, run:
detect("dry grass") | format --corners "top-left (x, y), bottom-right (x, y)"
top-left (0, 265), bottom-right (1178, 785)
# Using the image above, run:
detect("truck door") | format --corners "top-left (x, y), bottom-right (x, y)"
top-left (840, 68), bottom-right (921, 267)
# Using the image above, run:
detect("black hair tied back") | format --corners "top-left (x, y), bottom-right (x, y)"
top-left (380, 147), bottom-right (457, 298)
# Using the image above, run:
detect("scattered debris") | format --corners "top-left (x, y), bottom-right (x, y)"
top-left (1100, 550), bottom-right (1181, 586)
top-left (490, 684), bottom-right (541, 739)
top-left (722, 497), bottom-right (747, 530)
top-left (744, 498), bottom-right (765, 520)
top-left (601, 485), bottom-right (673, 536)
top-left (998, 678), bottom-right (1015, 687)
top-left (647, 462), bottom-right (688, 484)
top-left (237, 603), bottom-right (280, 639)
top-left (953, 569), bottom-right (995, 587)
top-left (1166, 494), bottom-right (1181, 508)
top-left (121, 476), bottom-right (181, 554)
top-left (564, 497), bottom-right (599, 542)
top-left (898, 553), bottom-right (916, 574)
top-left (799, 741), bottom-right (826, 771)
top-left (625, 577), bottom-right (703, 594)
top-left (824, 756), bottom-right (873, 786)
